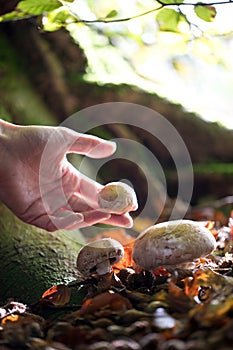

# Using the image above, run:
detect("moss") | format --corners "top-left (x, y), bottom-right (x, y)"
top-left (0, 203), bottom-right (82, 304)
top-left (0, 32), bottom-right (57, 126)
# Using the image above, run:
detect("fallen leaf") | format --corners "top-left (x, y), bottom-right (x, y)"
top-left (168, 280), bottom-right (195, 313)
top-left (153, 266), bottom-right (171, 277)
top-left (113, 240), bottom-right (135, 271)
top-left (189, 295), bottom-right (233, 327)
top-left (1, 314), bottom-right (19, 324)
top-left (79, 292), bottom-right (132, 316)
top-left (42, 284), bottom-right (71, 306)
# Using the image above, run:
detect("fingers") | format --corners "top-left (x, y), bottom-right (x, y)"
top-left (63, 128), bottom-right (116, 159)
top-left (67, 194), bottom-right (134, 229)
top-left (28, 210), bottom-right (84, 232)
top-left (67, 194), bottom-right (94, 212)
top-left (29, 208), bottom-right (112, 232)
top-left (78, 175), bottom-right (102, 207)
top-left (63, 211), bottom-right (133, 230)
top-left (101, 213), bottom-right (134, 228)
top-left (29, 206), bottom-right (133, 231)
top-left (74, 211), bottom-right (112, 229)
top-left (68, 172), bottom-right (103, 208)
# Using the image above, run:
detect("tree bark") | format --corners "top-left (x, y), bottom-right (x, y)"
top-left (0, 203), bottom-right (81, 304)
top-left (0, 0), bottom-right (20, 15)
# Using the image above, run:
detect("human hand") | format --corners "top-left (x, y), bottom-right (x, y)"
top-left (0, 120), bottom-right (137, 231)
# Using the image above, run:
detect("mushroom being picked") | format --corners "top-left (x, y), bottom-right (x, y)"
top-left (132, 220), bottom-right (216, 271)
top-left (97, 182), bottom-right (138, 215)
top-left (76, 238), bottom-right (124, 276)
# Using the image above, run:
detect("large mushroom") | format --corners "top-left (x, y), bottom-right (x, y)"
top-left (132, 220), bottom-right (216, 270)
top-left (76, 238), bottom-right (124, 276)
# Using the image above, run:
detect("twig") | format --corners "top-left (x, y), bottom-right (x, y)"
top-left (65, 0), bottom-right (233, 25)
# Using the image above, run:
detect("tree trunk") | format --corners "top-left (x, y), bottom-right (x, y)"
top-left (0, 203), bottom-right (81, 304)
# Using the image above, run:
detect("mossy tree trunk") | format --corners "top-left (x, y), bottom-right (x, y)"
top-left (0, 203), bottom-right (81, 304)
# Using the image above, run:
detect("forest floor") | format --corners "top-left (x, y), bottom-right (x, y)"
top-left (0, 199), bottom-right (233, 350)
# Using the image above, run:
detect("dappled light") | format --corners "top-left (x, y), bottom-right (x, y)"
top-left (0, 0), bottom-right (233, 127)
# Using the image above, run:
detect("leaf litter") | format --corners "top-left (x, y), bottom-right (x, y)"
top-left (1, 208), bottom-right (233, 349)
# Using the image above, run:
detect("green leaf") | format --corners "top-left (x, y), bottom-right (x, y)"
top-left (0, 10), bottom-right (29, 22)
top-left (18, 0), bottom-right (62, 16)
top-left (51, 9), bottom-right (70, 23)
top-left (105, 10), bottom-right (118, 19)
top-left (194, 4), bottom-right (217, 22)
top-left (43, 8), bottom-right (72, 31)
top-left (156, 8), bottom-right (180, 32)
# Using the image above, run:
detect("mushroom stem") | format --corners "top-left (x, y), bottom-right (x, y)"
top-left (96, 259), bottom-right (112, 275)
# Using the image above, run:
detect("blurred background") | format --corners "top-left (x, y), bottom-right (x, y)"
top-left (0, 0), bottom-right (232, 230)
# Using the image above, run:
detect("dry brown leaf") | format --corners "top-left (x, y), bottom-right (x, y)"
top-left (113, 240), bottom-right (136, 271)
top-left (1, 314), bottom-right (20, 324)
top-left (41, 284), bottom-right (71, 306)
top-left (79, 292), bottom-right (132, 316)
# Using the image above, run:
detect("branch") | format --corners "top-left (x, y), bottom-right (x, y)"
top-left (68, 6), bottom-right (163, 24)
top-left (157, 0), bottom-right (233, 6)
top-left (66, 0), bottom-right (233, 25)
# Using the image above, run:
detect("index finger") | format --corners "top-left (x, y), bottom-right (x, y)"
top-left (63, 128), bottom-right (116, 158)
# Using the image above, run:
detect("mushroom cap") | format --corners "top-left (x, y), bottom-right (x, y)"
top-left (76, 238), bottom-right (124, 275)
top-left (97, 182), bottom-right (138, 214)
top-left (132, 220), bottom-right (216, 270)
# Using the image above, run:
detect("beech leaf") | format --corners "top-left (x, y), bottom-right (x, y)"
top-left (42, 284), bottom-right (71, 306)
top-left (194, 5), bottom-right (217, 22)
top-left (18, 0), bottom-right (61, 16)
top-left (79, 292), bottom-right (132, 316)
top-left (105, 10), bottom-right (118, 19)
top-left (156, 8), bottom-right (180, 32)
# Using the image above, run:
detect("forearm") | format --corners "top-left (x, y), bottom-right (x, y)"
top-left (0, 119), bottom-right (11, 165)
top-left (0, 119), bottom-right (19, 186)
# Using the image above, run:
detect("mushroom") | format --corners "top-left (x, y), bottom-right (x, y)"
top-left (132, 220), bottom-right (216, 270)
top-left (97, 182), bottom-right (138, 215)
top-left (76, 238), bottom-right (124, 276)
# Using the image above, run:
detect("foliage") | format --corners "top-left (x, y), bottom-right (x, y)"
top-left (17, 0), bottom-right (61, 15)
top-left (0, 0), bottom-right (233, 128)
top-left (0, 0), bottom-right (231, 51)
top-left (194, 4), bottom-right (217, 22)
top-left (0, 0), bottom-right (221, 27)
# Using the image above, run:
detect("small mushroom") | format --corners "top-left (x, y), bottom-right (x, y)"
top-left (132, 220), bottom-right (216, 270)
top-left (97, 182), bottom-right (138, 215)
top-left (76, 238), bottom-right (124, 276)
